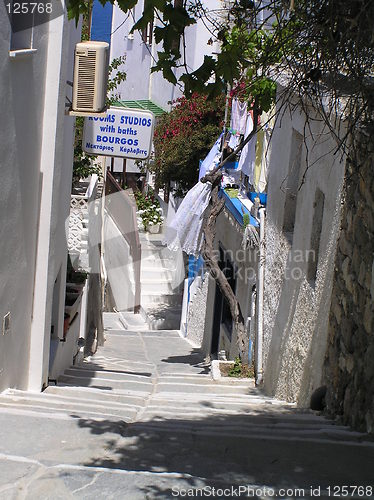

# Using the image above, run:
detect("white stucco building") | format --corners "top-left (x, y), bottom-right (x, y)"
top-left (262, 101), bottom-right (346, 406)
top-left (110, 0), bottom-right (221, 110)
top-left (0, 5), bottom-right (81, 392)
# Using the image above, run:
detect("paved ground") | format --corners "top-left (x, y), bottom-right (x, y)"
top-left (0, 314), bottom-right (373, 499)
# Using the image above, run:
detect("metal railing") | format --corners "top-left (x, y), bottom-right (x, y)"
top-left (105, 171), bottom-right (141, 313)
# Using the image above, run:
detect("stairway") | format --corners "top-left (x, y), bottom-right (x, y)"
top-left (0, 313), bottom-right (373, 496)
top-left (0, 313), bottom-right (369, 440)
top-left (133, 229), bottom-right (184, 330)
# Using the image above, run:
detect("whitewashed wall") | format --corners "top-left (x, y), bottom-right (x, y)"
top-left (0, 6), bottom-right (80, 392)
top-left (263, 103), bottom-right (346, 406)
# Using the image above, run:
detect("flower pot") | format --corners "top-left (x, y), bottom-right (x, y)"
top-left (147, 223), bottom-right (160, 234)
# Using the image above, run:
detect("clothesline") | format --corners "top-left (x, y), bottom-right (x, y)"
top-left (163, 98), bottom-right (274, 257)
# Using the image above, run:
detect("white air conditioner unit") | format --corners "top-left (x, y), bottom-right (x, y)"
top-left (127, 33), bottom-right (134, 40)
top-left (72, 41), bottom-right (109, 113)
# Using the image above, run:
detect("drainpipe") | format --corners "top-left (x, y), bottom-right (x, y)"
top-left (256, 207), bottom-right (266, 386)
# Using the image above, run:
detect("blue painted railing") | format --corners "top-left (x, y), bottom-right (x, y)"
top-left (219, 189), bottom-right (259, 227)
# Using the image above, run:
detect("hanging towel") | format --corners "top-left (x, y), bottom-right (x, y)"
top-left (257, 109), bottom-right (275, 192)
top-left (230, 98), bottom-right (248, 135)
top-left (237, 113), bottom-right (256, 184)
top-left (199, 134), bottom-right (223, 181)
top-left (163, 181), bottom-right (212, 257)
top-left (228, 133), bottom-right (241, 150)
top-left (253, 128), bottom-right (264, 191)
top-left (251, 109), bottom-right (275, 193)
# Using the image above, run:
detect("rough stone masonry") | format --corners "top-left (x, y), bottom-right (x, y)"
top-left (324, 136), bottom-right (374, 433)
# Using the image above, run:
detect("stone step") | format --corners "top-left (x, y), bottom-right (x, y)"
top-left (144, 400), bottom-right (308, 417)
top-left (140, 254), bottom-right (178, 269)
top-left (135, 279), bottom-right (174, 295)
top-left (140, 247), bottom-right (165, 259)
top-left (0, 391), bottom-right (139, 421)
top-left (8, 388), bottom-right (145, 409)
top-left (154, 382), bottom-right (256, 395)
top-left (140, 240), bottom-right (166, 251)
top-left (44, 385), bottom-right (148, 406)
top-left (54, 381), bottom-right (153, 399)
top-left (141, 292), bottom-right (182, 307)
top-left (57, 374), bottom-right (153, 393)
top-left (131, 420), bottom-right (365, 443)
top-left (104, 329), bottom-right (181, 338)
top-left (102, 312), bottom-right (125, 330)
top-left (150, 391), bottom-right (288, 405)
top-left (144, 307), bottom-right (181, 330)
top-left (146, 317), bottom-right (180, 331)
top-left (141, 266), bottom-right (173, 280)
top-left (59, 370), bottom-right (254, 394)
top-left (105, 311), bottom-right (149, 331)
top-left (77, 361), bottom-right (156, 375)
top-left (63, 367), bottom-right (154, 383)
top-left (47, 383), bottom-right (271, 408)
top-left (0, 401), bottom-right (133, 423)
top-left (4, 390), bottom-right (319, 427)
top-left (156, 375), bottom-right (255, 387)
top-left (140, 408), bottom-right (343, 430)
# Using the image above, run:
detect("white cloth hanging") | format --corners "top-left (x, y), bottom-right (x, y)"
top-left (228, 133), bottom-right (241, 150)
top-left (237, 113), bottom-right (256, 184)
top-left (257, 111), bottom-right (275, 193)
top-left (199, 134), bottom-right (222, 180)
top-left (163, 181), bottom-right (212, 257)
top-left (221, 170), bottom-right (241, 188)
top-left (230, 98), bottom-right (248, 135)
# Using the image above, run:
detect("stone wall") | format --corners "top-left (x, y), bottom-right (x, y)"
top-left (323, 145), bottom-right (374, 434)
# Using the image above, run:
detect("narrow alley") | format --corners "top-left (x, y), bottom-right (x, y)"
top-left (1, 0), bottom-right (374, 498)
top-left (0, 314), bottom-right (373, 499)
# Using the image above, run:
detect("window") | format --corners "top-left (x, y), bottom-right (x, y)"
top-left (282, 128), bottom-right (303, 242)
top-left (307, 188), bottom-right (325, 285)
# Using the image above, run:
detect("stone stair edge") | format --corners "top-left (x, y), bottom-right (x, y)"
top-left (0, 393), bottom-right (142, 413)
top-left (64, 367), bottom-right (154, 380)
top-left (0, 400), bottom-right (135, 422)
top-left (55, 381), bottom-right (152, 396)
top-left (5, 388), bottom-right (146, 408)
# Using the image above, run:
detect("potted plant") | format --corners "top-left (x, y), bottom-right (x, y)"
top-left (143, 207), bottom-right (163, 233)
top-left (134, 190), bottom-right (163, 233)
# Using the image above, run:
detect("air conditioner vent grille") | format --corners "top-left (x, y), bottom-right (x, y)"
top-left (76, 50), bottom-right (97, 109)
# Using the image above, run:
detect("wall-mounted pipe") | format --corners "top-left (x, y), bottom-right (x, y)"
top-left (256, 207), bottom-right (266, 385)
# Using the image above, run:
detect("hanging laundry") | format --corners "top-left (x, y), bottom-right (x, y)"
top-left (253, 109), bottom-right (275, 193)
top-left (163, 181), bottom-right (212, 257)
top-left (228, 133), bottom-right (241, 150)
top-left (253, 128), bottom-right (264, 191)
top-left (230, 98), bottom-right (248, 135)
top-left (199, 134), bottom-right (223, 181)
top-left (237, 113), bottom-right (256, 184)
top-left (221, 170), bottom-right (241, 188)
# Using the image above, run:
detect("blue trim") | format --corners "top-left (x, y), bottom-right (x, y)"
top-left (225, 161), bottom-right (239, 170)
top-left (248, 191), bottom-right (267, 206)
top-left (187, 255), bottom-right (204, 304)
top-left (91, 0), bottom-right (113, 45)
top-left (220, 189), bottom-right (259, 227)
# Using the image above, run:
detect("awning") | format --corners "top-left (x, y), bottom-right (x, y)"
top-left (113, 99), bottom-right (166, 117)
